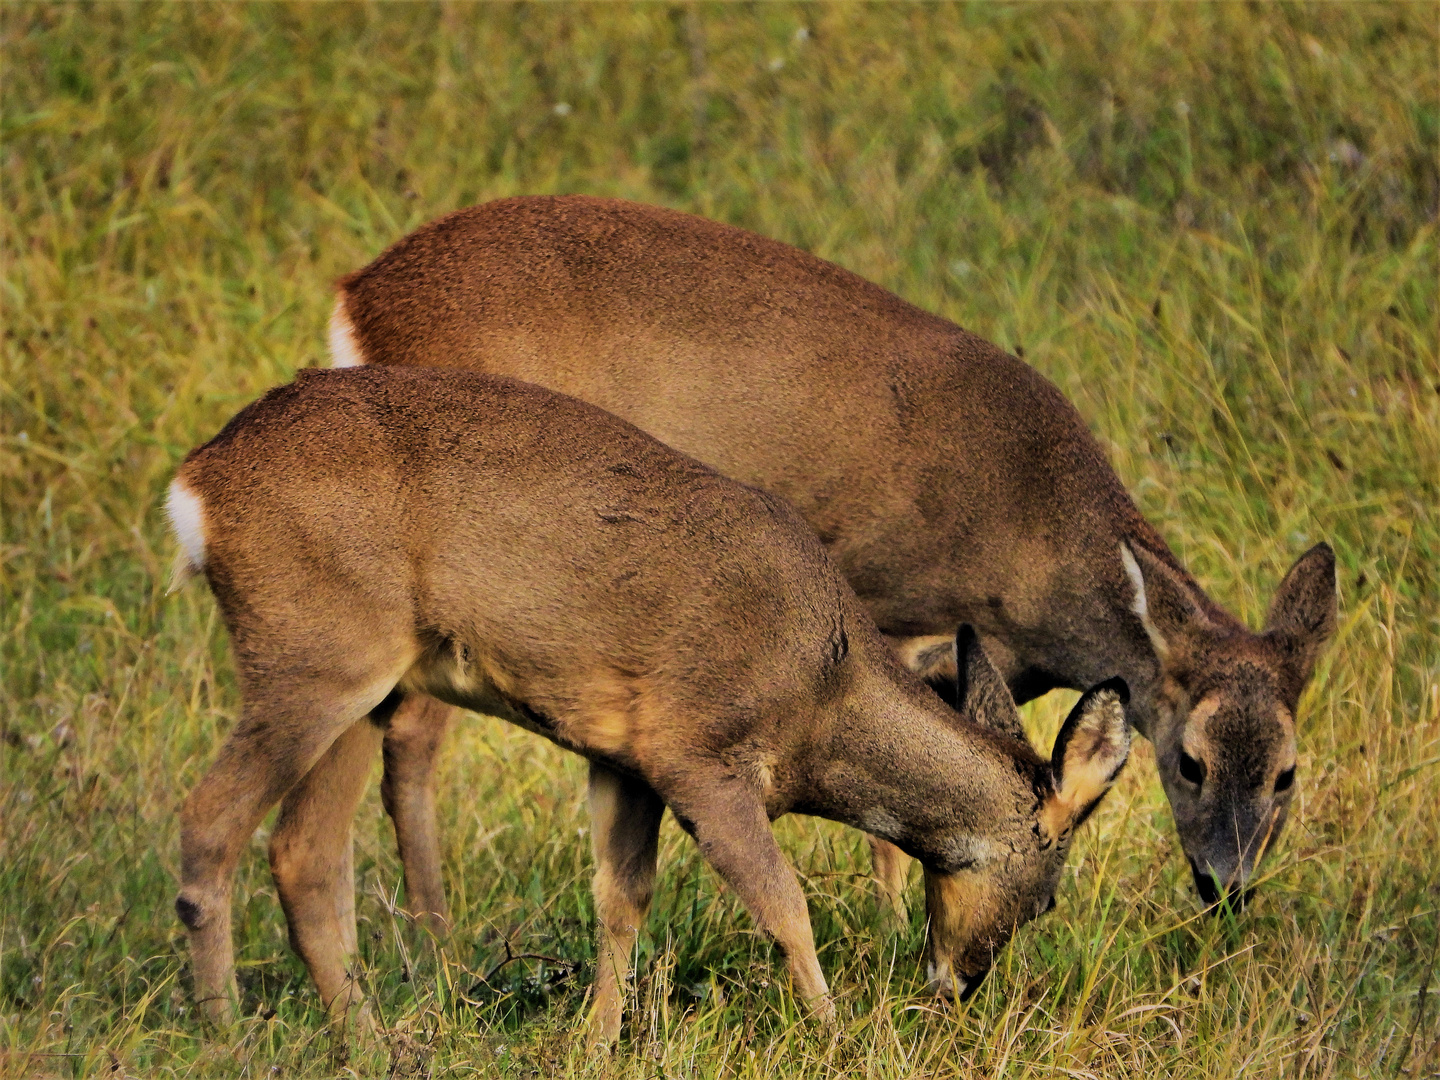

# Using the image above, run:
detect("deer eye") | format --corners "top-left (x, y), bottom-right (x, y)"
top-left (1179, 750), bottom-right (1206, 787)
top-left (1275, 766), bottom-right (1295, 793)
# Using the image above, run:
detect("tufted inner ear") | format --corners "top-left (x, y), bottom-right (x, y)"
top-left (1121, 543), bottom-right (1212, 667)
top-left (1040, 678), bottom-right (1131, 842)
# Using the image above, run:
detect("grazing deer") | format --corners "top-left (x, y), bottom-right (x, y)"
top-left (167, 367), bottom-right (1131, 1040)
top-left (329, 195), bottom-right (1337, 913)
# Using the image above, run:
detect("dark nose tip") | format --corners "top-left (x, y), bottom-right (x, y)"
top-left (1189, 857), bottom-right (1222, 906)
top-left (957, 967), bottom-right (989, 1003)
top-left (1189, 858), bottom-right (1251, 912)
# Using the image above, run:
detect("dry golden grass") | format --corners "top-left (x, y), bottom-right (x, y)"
top-left (2, 4), bottom-right (1436, 1077)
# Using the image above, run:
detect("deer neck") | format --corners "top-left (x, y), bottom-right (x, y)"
top-left (806, 660), bottom-right (1034, 871)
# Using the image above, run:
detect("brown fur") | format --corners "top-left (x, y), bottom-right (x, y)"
top-left (378, 694), bottom-right (453, 933)
top-left (169, 368), bottom-right (1129, 1038)
top-left (332, 195), bottom-right (1337, 905)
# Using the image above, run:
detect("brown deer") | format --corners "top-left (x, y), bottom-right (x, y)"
top-left (167, 367), bottom-right (1131, 1040)
top-left (329, 195), bottom-right (1337, 914)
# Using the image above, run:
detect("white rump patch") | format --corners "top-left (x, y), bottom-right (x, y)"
top-left (166, 477), bottom-right (207, 592)
top-left (328, 298), bottom-right (365, 368)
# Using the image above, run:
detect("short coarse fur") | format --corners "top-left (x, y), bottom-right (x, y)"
top-left (332, 195), bottom-right (1337, 906)
top-left (170, 367), bottom-right (1130, 1041)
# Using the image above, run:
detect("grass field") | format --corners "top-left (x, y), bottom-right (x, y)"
top-left (2, 4), bottom-right (1438, 1077)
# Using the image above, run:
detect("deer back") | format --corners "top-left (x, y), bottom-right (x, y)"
top-left (333, 196), bottom-right (1147, 677)
top-left (175, 367), bottom-right (898, 782)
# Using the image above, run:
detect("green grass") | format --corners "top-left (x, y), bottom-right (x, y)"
top-left (2, 3), bottom-right (1437, 1076)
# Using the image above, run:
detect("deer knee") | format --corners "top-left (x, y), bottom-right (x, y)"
top-left (174, 881), bottom-right (235, 942)
top-left (624, 856), bottom-right (657, 912)
top-left (177, 808), bottom-right (240, 895)
top-left (592, 864), bottom-right (649, 933)
top-left (268, 824), bottom-right (333, 897)
top-left (174, 894), bottom-right (208, 932)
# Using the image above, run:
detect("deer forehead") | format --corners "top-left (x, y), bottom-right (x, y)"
top-left (1183, 691), bottom-right (1296, 768)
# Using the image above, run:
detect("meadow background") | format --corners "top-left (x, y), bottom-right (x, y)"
top-left (2, 3), bottom-right (1437, 1077)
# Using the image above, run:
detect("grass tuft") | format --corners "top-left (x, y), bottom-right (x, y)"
top-left (2, 4), bottom-right (1436, 1077)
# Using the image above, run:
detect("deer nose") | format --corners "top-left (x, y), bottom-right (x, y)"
top-left (1189, 857), bottom-right (1253, 911)
top-left (1189, 857), bottom-right (1223, 906)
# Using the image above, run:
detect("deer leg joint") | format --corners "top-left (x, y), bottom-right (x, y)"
top-left (175, 895), bottom-right (204, 931)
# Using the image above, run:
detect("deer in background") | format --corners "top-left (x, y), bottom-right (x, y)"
top-left (167, 367), bottom-right (1131, 1041)
top-left (329, 195), bottom-right (1336, 917)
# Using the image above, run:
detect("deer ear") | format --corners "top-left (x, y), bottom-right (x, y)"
top-left (954, 625), bottom-right (1027, 744)
top-left (1043, 678), bottom-right (1131, 840)
top-left (1263, 542), bottom-right (1337, 690)
top-left (1120, 543), bottom-right (1209, 665)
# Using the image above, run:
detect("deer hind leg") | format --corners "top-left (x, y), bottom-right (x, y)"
top-left (269, 718), bottom-right (384, 1018)
top-left (379, 693), bottom-right (455, 934)
top-left (585, 761), bottom-right (665, 1048)
top-left (177, 689), bottom-right (382, 1027)
top-left (673, 780), bottom-right (833, 1022)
